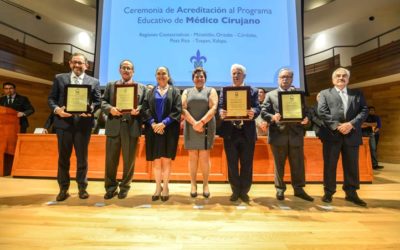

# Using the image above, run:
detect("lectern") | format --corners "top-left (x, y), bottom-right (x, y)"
top-left (0, 106), bottom-right (19, 176)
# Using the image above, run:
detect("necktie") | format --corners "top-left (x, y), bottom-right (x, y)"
top-left (339, 90), bottom-right (348, 118)
top-left (8, 96), bottom-right (12, 104)
top-left (73, 76), bottom-right (80, 85)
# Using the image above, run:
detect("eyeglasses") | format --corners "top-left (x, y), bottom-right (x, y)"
top-left (121, 66), bottom-right (132, 71)
top-left (3, 87), bottom-right (14, 90)
top-left (279, 76), bottom-right (293, 79)
top-left (71, 61), bottom-right (85, 65)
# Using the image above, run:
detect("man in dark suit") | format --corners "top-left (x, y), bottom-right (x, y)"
top-left (101, 60), bottom-right (147, 200)
top-left (318, 67), bottom-right (369, 207)
top-left (48, 52), bottom-right (101, 202)
top-left (261, 68), bottom-right (313, 202)
top-left (1, 82), bottom-right (35, 133)
top-left (218, 64), bottom-right (260, 203)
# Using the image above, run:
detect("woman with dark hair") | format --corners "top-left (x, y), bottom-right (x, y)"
top-left (182, 67), bottom-right (218, 198)
top-left (142, 66), bottom-right (182, 202)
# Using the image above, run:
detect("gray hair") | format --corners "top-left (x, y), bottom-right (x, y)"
top-left (231, 64), bottom-right (247, 75)
top-left (278, 67), bottom-right (294, 77)
top-left (332, 67), bottom-right (350, 78)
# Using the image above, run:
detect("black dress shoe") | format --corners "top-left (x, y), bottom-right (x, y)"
top-left (240, 193), bottom-right (250, 203)
top-left (152, 187), bottom-right (163, 201)
top-left (230, 193), bottom-right (239, 202)
top-left (152, 194), bottom-right (160, 201)
top-left (161, 195), bottom-right (169, 202)
top-left (276, 190), bottom-right (284, 201)
top-left (104, 190), bottom-right (118, 200)
top-left (345, 194), bottom-right (367, 207)
top-left (56, 190), bottom-right (70, 202)
top-left (118, 190), bottom-right (128, 199)
top-left (294, 191), bottom-right (314, 202)
top-left (79, 190), bottom-right (89, 199)
top-left (321, 194), bottom-right (332, 203)
top-left (203, 192), bottom-right (210, 199)
top-left (190, 192), bottom-right (198, 198)
top-left (373, 165), bottom-right (384, 170)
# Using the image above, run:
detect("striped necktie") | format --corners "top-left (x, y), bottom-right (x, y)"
top-left (339, 90), bottom-right (348, 118)
top-left (73, 76), bottom-right (80, 85)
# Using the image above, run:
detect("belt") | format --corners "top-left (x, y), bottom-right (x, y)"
top-left (121, 118), bottom-right (128, 122)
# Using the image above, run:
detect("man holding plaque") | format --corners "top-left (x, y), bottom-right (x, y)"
top-left (261, 68), bottom-right (313, 202)
top-left (48, 52), bottom-right (101, 202)
top-left (318, 67), bottom-right (368, 206)
top-left (101, 60), bottom-right (147, 200)
top-left (219, 64), bottom-right (260, 203)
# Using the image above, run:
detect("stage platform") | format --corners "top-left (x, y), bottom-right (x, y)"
top-left (10, 134), bottom-right (373, 182)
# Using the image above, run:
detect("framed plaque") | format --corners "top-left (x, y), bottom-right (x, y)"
top-left (64, 85), bottom-right (91, 113)
top-left (278, 91), bottom-right (305, 122)
top-left (222, 86), bottom-right (251, 120)
top-left (114, 84), bottom-right (138, 112)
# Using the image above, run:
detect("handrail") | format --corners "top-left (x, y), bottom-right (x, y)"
top-left (0, 20), bottom-right (94, 55)
top-left (305, 25), bottom-right (400, 58)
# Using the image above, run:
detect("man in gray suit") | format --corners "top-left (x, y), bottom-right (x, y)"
top-left (318, 67), bottom-right (368, 206)
top-left (261, 68), bottom-right (313, 202)
top-left (101, 60), bottom-right (147, 199)
top-left (48, 52), bottom-right (101, 201)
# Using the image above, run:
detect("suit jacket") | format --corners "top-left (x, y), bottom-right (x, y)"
top-left (318, 87), bottom-right (368, 146)
top-left (0, 93), bottom-right (35, 129)
top-left (218, 86), bottom-right (260, 142)
top-left (101, 80), bottom-right (147, 137)
top-left (48, 73), bottom-right (101, 131)
top-left (260, 89), bottom-right (306, 146)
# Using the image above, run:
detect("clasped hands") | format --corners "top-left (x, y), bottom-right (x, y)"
top-left (151, 122), bottom-right (166, 135)
top-left (192, 120), bottom-right (204, 133)
top-left (337, 122), bottom-right (354, 135)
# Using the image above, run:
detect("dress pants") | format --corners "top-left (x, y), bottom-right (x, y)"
top-left (104, 121), bottom-right (138, 193)
top-left (322, 139), bottom-right (360, 195)
top-left (270, 144), bottom-right (305, 193)
top-left (368, 134), bottom-right (378, 167)
top-left (56, 127), bottom-right (91, 191)
top-left (223, 128), bottom-right (255, 196)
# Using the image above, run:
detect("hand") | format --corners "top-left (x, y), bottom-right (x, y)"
top-left (272, 113), bottom-right (281, 123)
top-left (43, 129), bottom-right (48, 134)
top-left (300, 117), bottom-right (309, 125)
top-left (259, 121), bottom-right (268, 132)
top-left (56, 106), bottom-right (72, 118)
top-left (337, 122), bottom-right (354, 135)
top-left (79, 113), bottom-right (92, 117)
top-left (247, 109), bottom-right (255, 120)
top-left (17, 112), bottom-right (25, 118)
top-left (152, 122), bottom-right (166, 135)
top-left (192, 120), bottom-right (204, 133)
top-left (110, 107), bottom-right (122, 116)
top-left (130, 108), bottom-right (140, 116)
top-left (219, 109), bottom-right (227, 119)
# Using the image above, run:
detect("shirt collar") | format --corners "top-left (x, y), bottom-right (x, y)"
top-left (120, 79), bottom-right (133, 84)
top-left (71, 72), bottom-right (84, 81)
top-left (232, 82), bottom-right (245, 87)
top-left (334, 86), bottom-right (347, 93)
top-left (279, 86), bottom-right (294, 92)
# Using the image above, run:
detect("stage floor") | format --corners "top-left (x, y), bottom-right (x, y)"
top-left (0, 164), bottom-right (399, 249)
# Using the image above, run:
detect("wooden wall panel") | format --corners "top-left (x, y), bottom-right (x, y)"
top-left (0, 75), bottom-right (52, 133)
top-left (361, 82), bottom-right (400, 163)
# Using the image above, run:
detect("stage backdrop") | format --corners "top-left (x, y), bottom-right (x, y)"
top-left (95, 0), bottom-right (305, 90)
